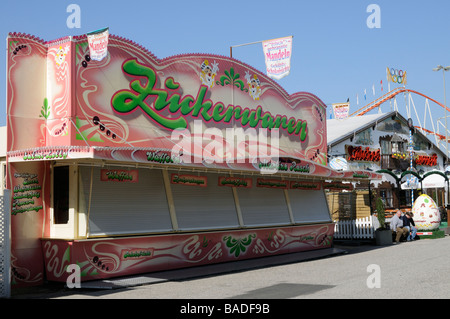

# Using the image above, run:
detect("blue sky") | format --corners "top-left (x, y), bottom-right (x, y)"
top-left (1, 0), bottom-right (450, 140)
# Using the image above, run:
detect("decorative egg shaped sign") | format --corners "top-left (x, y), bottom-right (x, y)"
top-left (411, 194), bottom-right (441, 230)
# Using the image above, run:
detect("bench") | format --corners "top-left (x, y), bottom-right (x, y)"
top-left (391, 228), bottom-right (408, 242)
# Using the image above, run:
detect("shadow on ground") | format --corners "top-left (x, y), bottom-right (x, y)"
top-left (9, 241), bottom-right (397, 299)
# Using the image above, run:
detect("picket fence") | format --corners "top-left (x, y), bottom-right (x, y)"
top-left (333, 216), bottom-right (375, 240)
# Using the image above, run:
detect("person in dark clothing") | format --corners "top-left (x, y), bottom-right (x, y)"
top-left (401, 212), bottom-right (417, 241)
top-left (390, 209), bottom-right (408, 243)
top-left (439, 206), bottom-right (447, 222)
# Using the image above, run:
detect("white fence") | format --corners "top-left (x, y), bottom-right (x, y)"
top-left (0, 190), bottom-right (11, 298)
top-left (334, 216), bottom-right (375, 240)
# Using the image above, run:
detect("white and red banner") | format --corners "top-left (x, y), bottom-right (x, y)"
top-left (87, 27), bottom-right (109, 61)
top-left (332, 102), bottom-right (350, 120)
top-left (262, 36), bottom-right (293, 80)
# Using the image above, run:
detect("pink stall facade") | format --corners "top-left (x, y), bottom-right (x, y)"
top-left (6, 32), bottom-right (381, 287)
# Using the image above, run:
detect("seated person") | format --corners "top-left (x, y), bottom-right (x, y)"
top-left (401, 212), bottom-right (417, 241)
top-left (390, 209), bottom-right (408, 243)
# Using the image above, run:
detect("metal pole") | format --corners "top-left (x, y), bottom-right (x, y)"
top-left (447, 179), bottom-right (450, 235)
top-left (230, 40), bottom-right (264, 58)
top-left (443, 70), bottom-right (448, 158)
top-left (409, 127), bottom-right (414, 205)
top-left (434, 66), bottom-right (450, 232)
top-left (442, 70), bottom-right (450, 235)
top-left (229, 36), bottom-right (294, 58)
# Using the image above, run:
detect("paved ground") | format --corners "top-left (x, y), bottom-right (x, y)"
top-left (11, 236), bottom-right (450, 300)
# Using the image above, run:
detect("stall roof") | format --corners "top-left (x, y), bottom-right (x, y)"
top-left (7, 145), bottom-right (382, 182)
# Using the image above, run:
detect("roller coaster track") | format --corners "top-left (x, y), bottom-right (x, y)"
top-left (417, 127), bottom-right (447, 141)
top-left (350, 87), bottom-right (450, 116)
top-left (349, 87), bottom-right (450, 142)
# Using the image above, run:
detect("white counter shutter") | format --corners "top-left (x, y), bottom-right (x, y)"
top-left (79, 167), bottom-right (172, 236)
top-left (236, 176), bottom-right (290, 226)
top-left (288, 189), bottom-right (332, 223)
top-left (169, 172), bottom-right (239, 230)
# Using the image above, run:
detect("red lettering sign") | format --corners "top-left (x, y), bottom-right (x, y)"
top-left (415, 153), bottom-right (437, 166)
top-left (346, 146), bottom-right (380, 162)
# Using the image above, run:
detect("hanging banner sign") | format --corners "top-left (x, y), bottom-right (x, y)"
top-left (87, 27), bottom-right (109, 61)
top-left (289, 181), bottom-right (322, 190)
top-left (256, 178), bottom-right (289, 189)
top-left (101, 169), bottom-right (138, 183)
top-left (387, 67), bottom-right (407, 85)
top-left (332, 102), bottom-right (350, 120)
top-left (218, 176), bottom-right (252, 188)
top-left (262, 36), bottom-right (293, 80)
top-left (323, 181), bottom-right (354, 191)
top-left (171, 174), bottom-right (207, 187)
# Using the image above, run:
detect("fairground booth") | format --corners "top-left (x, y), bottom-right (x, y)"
top-left (6, 32), bottom-right (381, 287)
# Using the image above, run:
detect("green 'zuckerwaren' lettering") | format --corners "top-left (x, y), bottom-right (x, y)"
top-left (111, 59), bottom-right (308, 141)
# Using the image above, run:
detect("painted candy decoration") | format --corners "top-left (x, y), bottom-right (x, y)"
top-left (411, 194), bottom-right (441, 230)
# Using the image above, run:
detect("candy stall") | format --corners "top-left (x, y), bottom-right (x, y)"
top-left (6, 32), bottom-right (381, 287)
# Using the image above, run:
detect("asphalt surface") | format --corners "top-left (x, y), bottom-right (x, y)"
top-left (10, 236), bottom-right (450, 300)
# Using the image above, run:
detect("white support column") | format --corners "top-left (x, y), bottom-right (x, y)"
top-left (162, 169), bottom-right (179, 231)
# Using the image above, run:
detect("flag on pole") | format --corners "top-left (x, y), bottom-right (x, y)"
top-left (364, 89), bottom-right (367, 101)
top-left (372, 84), bottom-right (375, 96)
top-left (332, 102), bottom-right (350, 120)
top-left (356, 94), bottom-right (359, 105)
top-left (387, 67), bottom-right (407, 85)
top-left (262, 36), bottom-right (293, 80)
top-left (381, 80), bottom-right (383, 92)
top-left (87, 27), bottom-right (109, 61)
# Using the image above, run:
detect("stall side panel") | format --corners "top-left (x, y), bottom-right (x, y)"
top-left (6, 34), bottom-right (47, 154)
top-left (45, 39), bottom-right (73, 147)
top-left (9, 161), bottom-right (49, 288)
top-left (42, 223), bottom-right (334, 282)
